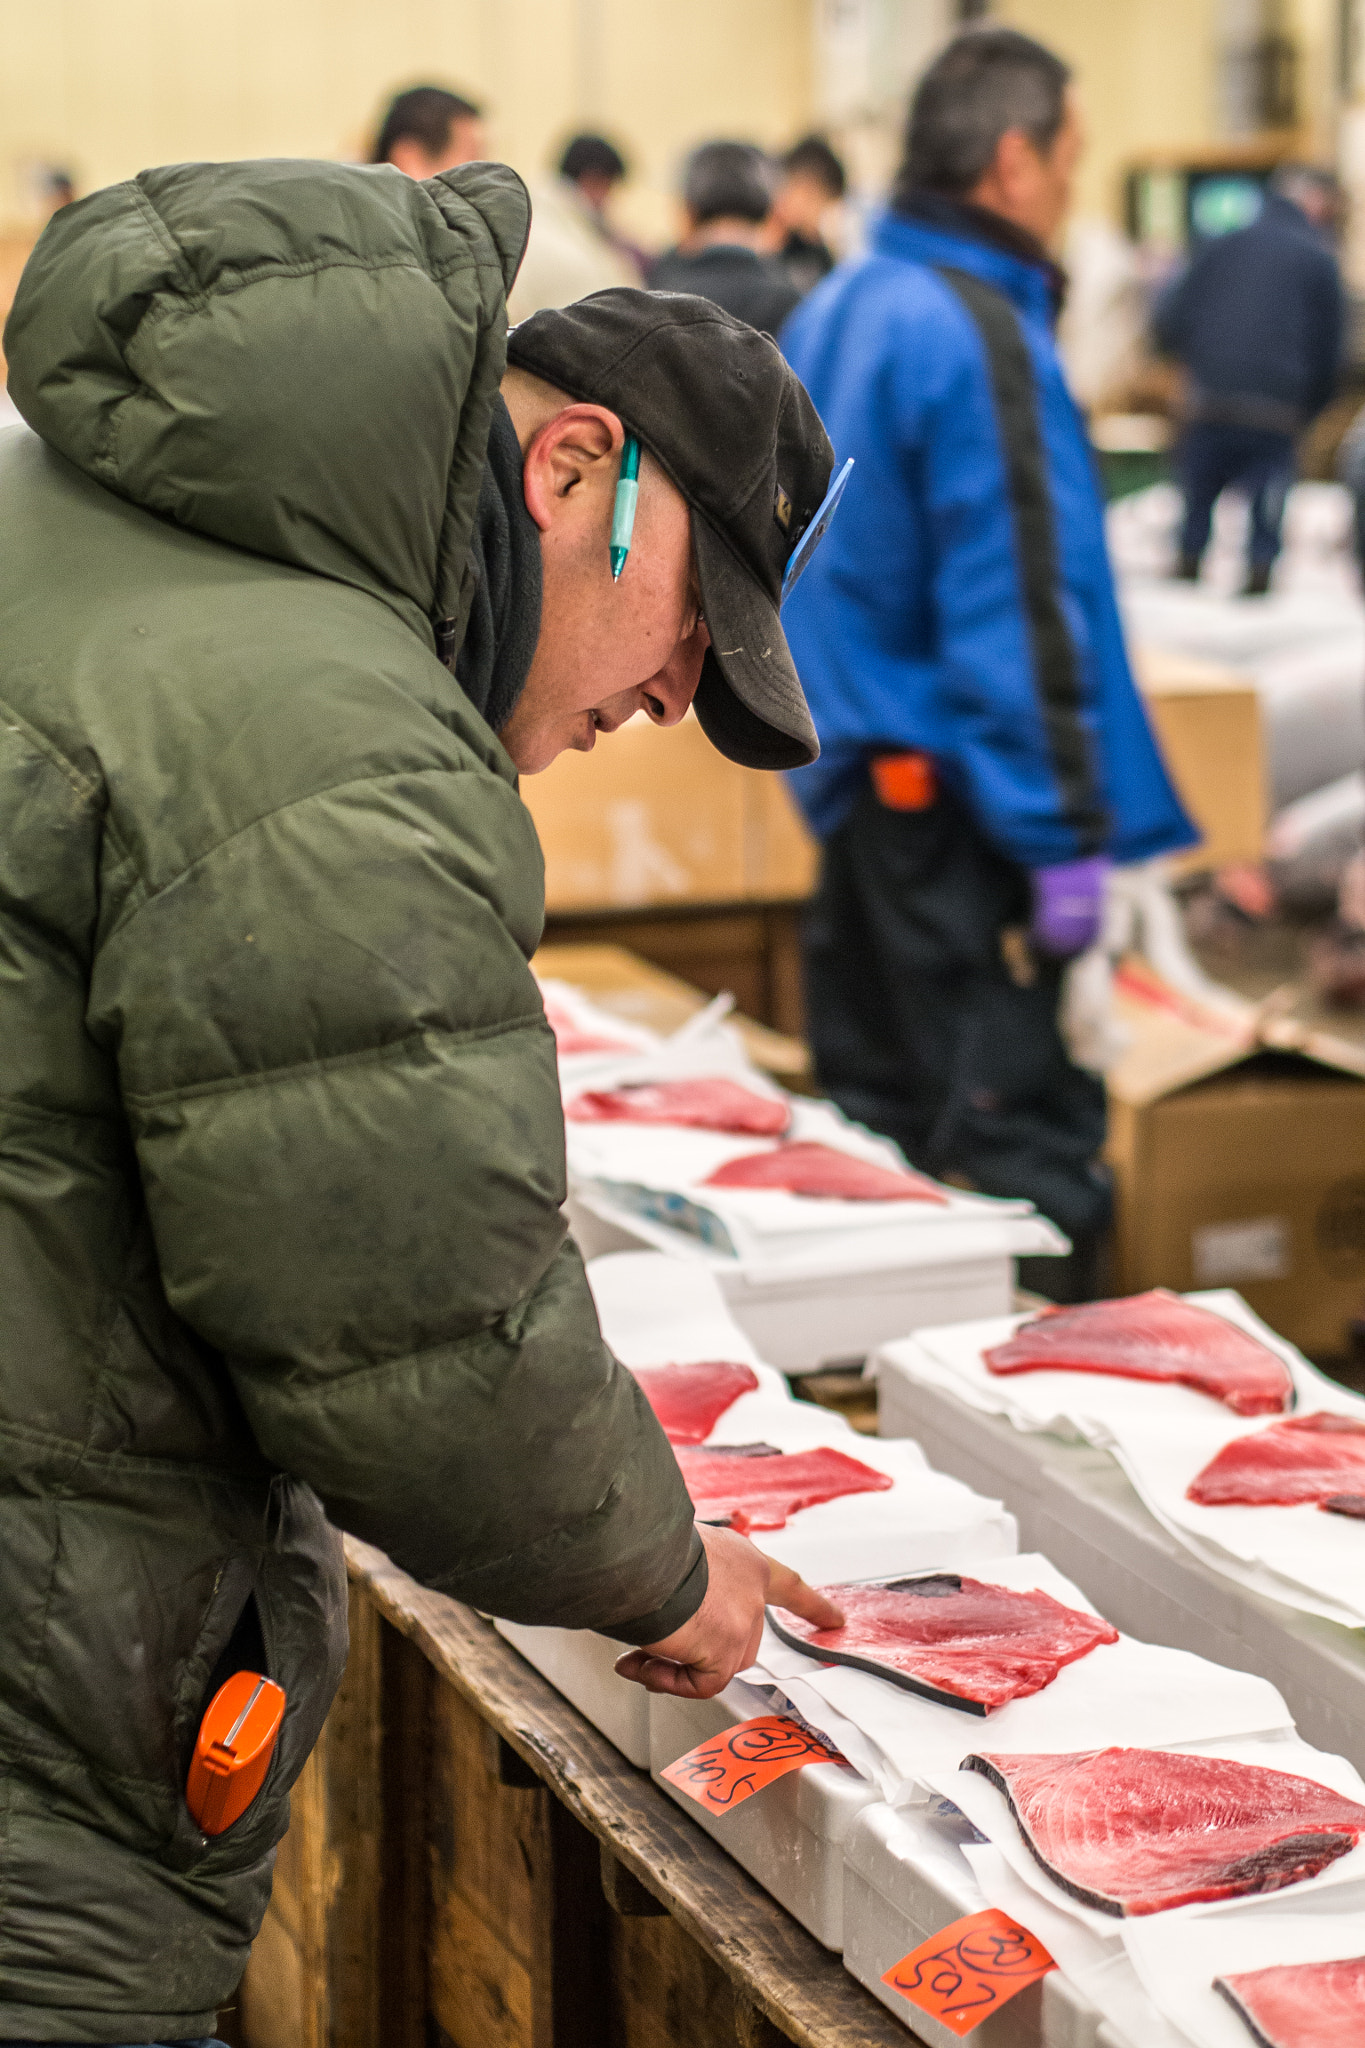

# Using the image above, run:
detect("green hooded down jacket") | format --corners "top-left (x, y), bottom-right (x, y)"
top-left (0, 159), bottom-right (702, 2040)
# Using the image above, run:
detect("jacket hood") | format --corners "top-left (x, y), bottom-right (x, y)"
top-left (4, 157), bottom-right (530, 644)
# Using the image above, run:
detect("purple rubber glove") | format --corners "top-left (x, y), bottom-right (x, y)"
top-left (1030, 855), bottom-right (1110, 960)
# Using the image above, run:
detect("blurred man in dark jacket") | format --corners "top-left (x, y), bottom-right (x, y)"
top-left (648, 142), bottom-right (802, 336)
top-left (1155, 166), bottom-right (1344, 596)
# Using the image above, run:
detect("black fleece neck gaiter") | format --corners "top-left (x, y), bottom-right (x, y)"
top-left (455, 394), bottom-right (544, 734)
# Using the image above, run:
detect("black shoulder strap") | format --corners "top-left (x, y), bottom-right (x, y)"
top-left (934, 264), bottom-right (1106, 851)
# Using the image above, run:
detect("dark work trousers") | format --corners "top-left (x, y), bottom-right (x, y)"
top-left (1175, 421), bottom-right (1296, 573)
top-left (803, 781), bottom-right (1111, 1287)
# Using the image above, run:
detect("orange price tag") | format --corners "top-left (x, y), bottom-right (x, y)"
top-left (659, 1715), bottom-right (843, 1815)
top-left (881, 1908), bottom-right (1055, 2037)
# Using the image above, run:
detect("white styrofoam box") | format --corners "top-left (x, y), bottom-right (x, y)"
top-left (842, 1800), bottom-right (1108, 2047)
top-left (649, 1677), bottom-right (878, 1949)
top-left (569, 1187), bottom-right (1066, 1371)
top-left (493, 1621), bottom-right (650, 1767)
top-left (875, 1361), bottom-right (1365, 1779)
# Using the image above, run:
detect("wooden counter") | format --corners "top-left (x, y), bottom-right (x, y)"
top-left (231, 1542), bottom-right (909, 2048)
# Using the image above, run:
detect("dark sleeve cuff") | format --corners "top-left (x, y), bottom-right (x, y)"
top-left (606, 1528), bottom-right (708, 1646)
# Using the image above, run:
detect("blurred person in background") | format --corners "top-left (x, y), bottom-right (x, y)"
top-left (371, 82), bottom-right (487, 176)
top-left (508, 131), bottom-right (641, 320)
top-left (648, 140), bottom-right (801, 335)
top-left (1155, 164), bottom-right (1344, 597)
top-left (781, 27), bottom-right (1196, 1298)
top-left (764, 133), bottom-right (848, 295)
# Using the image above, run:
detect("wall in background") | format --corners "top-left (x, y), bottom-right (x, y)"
top-left (0, 0), bottom-right (813, 243)
top-left (0, 0), bottom-right (1347, 251)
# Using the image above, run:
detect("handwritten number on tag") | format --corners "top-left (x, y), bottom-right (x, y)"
top-left (882, 1908), bottom-right (1055, 2037)
top-left (660, 1715), bottom-right (842, 1814)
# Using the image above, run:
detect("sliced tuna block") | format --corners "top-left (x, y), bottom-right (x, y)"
top-left (768, 1571), bottom-right (1118, 1713)
top-left (630, 1360), bottom-right (760, 1444)
top-left (1216, 1954), bottom-right (1365, 2047)
top-left (675, 1442), bottom-right (894, 1534)
top-left (963, 1747), bottom-right (1365, 1916)
top-left (566, 1077), bottom-right (791, 1135)
top-left (542, 997), bottom-right (636, 1057)
top-left (1188, 1412), bottom-right (1365, 1507)
top-left (983, 1290), bottom-right (1293, 1415)
top-left (702, 1141), bottom-right (947, 1203)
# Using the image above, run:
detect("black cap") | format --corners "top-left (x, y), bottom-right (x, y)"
top-left (505, 288), bottom-right (833, 770)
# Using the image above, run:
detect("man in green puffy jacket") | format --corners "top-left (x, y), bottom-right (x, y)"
top-left (0, 156), bottom-right (842, 2043)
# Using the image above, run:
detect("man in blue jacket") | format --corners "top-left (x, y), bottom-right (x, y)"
top-left (1155, 165), bottom-right (1343, 596)
top-left (782, 28), bottom-right (1196, 1292)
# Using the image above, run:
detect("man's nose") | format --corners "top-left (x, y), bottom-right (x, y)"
top-left (643, 627), bottom-right (709, 727)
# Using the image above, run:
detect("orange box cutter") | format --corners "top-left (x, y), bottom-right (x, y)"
top-left (185, 1670), bottom-right (286, 1835)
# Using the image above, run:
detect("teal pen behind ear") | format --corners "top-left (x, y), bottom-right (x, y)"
top-left (610, 435), bottom-right (641, 581)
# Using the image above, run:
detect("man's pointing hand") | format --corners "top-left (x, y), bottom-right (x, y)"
top-left (613, 1524), bottom-right (844, 1700)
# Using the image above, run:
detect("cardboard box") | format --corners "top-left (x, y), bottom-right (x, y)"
top-left (1107, 960), bottom-right (1365, 1357)
top-left (520, 709), bottom-right (817, 913)
top-left (1133, 644), bottom-right (1267, 872)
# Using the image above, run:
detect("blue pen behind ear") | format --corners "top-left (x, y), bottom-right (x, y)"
top-left (780, 457), bottom-right (854, 606)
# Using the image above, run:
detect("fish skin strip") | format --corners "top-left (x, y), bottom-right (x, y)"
top-left (702, 1141), bottom-right (948, 1203)
top-left (566, 1077), bottom-right (791, 1136)
top-left (1187, 1412), bottom-right (1365, 1507)
top-left (983, 1289), bottom-right (1293, 1416)
top-left (630, 1360), bottom-right (759, 1444)
top-left (675, 1442), bottom-right (894, 1534)
top-left (768, 1572), bottom-right (1117, 1713)
top-left (1215, 1954), bottom-right (1365, 2048)
top-left (963, 1748), bottom-right (1365, 1917)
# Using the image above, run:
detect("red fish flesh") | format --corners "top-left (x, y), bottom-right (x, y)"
top-left (983, 1290), bottom-right (1293, 1416)
top-left (566, 1078), bottom-right (791, 1136)
top-left (702, 1141), bottom-right (947, 1204)
top-left (631, 1360), bottom-right (759, 1444)
top-left (675, 1443), bottom-right (894, 1534)
top-left (768, 1572), bottom-right (1118, 1714)
top-left (963, 1748), bottom-right (1365, 1916)
top-left (1187, 1412), bottom-right (1365, 1508)
top-left (1216, 1954), bottom-right (1365, 2047)
top-left (541, 996), bottom-right (635, 1057)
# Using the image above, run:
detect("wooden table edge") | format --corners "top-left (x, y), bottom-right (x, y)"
top-left (344, 1537), bottom-right (908, 2048)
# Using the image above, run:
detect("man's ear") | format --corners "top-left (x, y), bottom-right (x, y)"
top-left (522, 405), bottom-right (622, 533)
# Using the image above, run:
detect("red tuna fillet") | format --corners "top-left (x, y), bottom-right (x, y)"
top-left (983, 1290), bottom-right (1293, 1416)
top-left (542, 996), bottom-right (635, 1056)
top-left (1187, 1411), bottom-right (1365, 1508)
top-left (702, 1141), bottom-right (947, 1203)
top-left (964, 1748), bottom-right (1365, 1916)
top-left (630, 1360), bottom-right (759, 1444)
top-left (675, 1443), bottom-right (894, 1534)
top-left (566, 1078), bottom-right (791, 1136)
top-left (768, 1572), bottom-right (1118, 1714)
top-left (1216, 1954), bottom-right (1365, 2047)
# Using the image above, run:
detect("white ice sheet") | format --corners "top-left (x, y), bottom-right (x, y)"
top-left (1110, 1395), bottom-right (1365, 1634)
top-left (744, 1436), bottom-right (1017, 1584)
top-left (881, 1292), bottom-right (1365, 1628)
top-left (934, 1735), bottom-right (1365, 1939)
top-left (1123, 1900), bottom-right (1365, 2048)
top-left (747, 1555), bottom-right (1290, 1805)
top-left (586, 1250), bottom-right (771, 1372)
